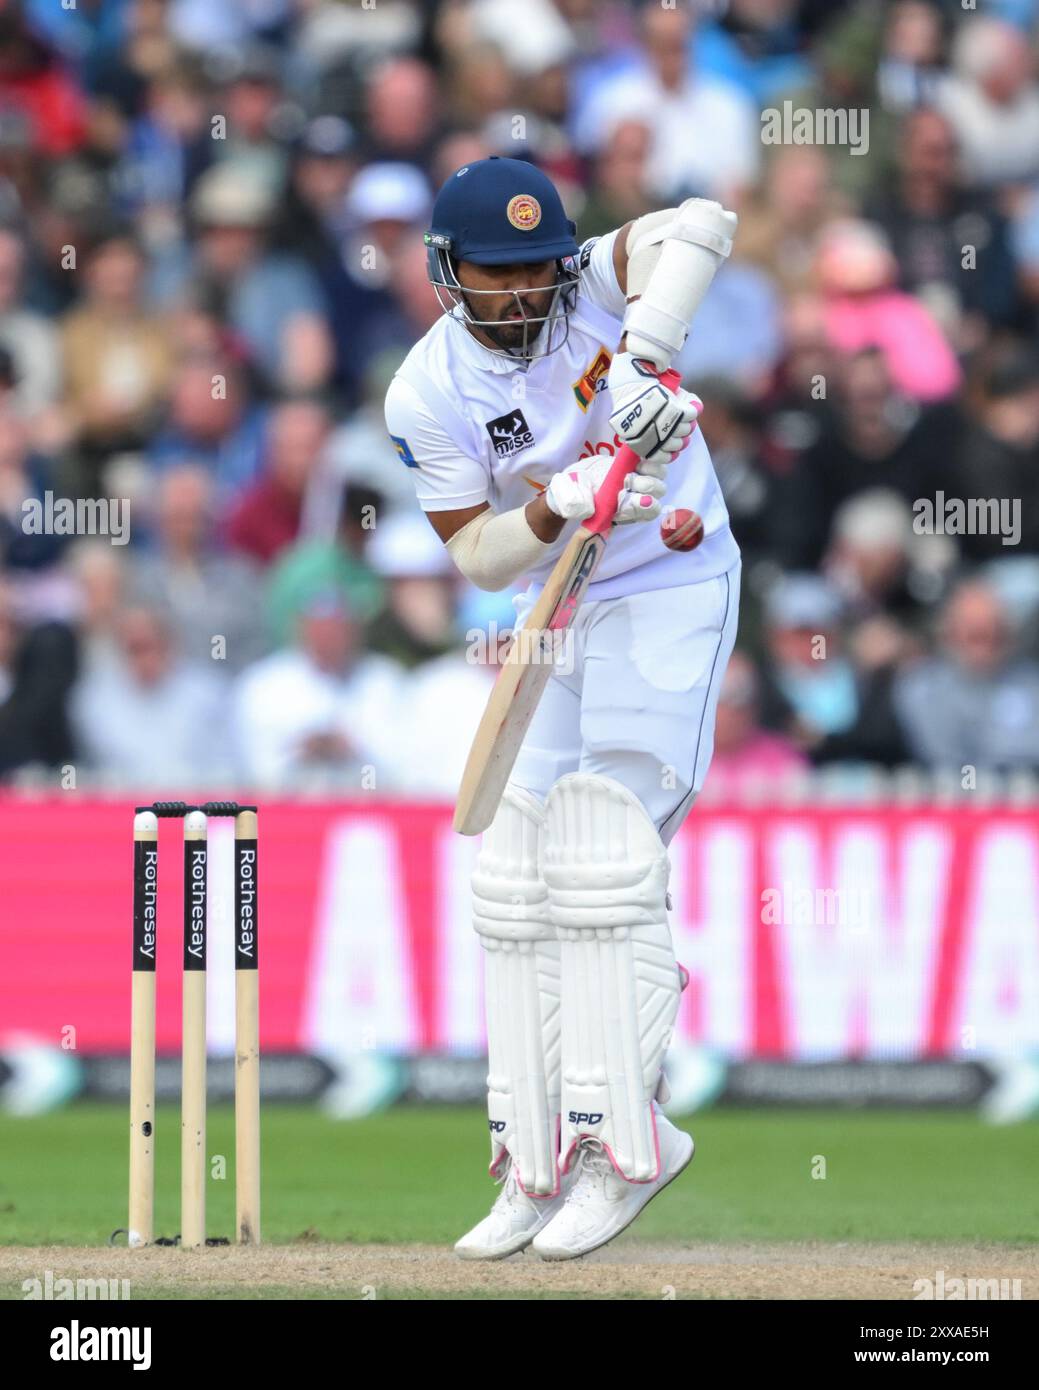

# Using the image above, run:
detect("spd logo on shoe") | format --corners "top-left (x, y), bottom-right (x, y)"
top-left (486, 409), bottom-right (535, 459)
top-left (568, 1112), bottom-right (604, 1125)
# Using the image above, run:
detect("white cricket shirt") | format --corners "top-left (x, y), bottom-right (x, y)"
top-left (383, 230), bottom-right (740, 599)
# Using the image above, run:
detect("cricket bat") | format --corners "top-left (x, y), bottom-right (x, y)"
top-left (453, 367), bottom-right (681, 835)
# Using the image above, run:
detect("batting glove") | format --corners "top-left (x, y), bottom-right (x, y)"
top-left (544, 455), bottom-right (666, 525)
top-left (607, 352), bottom-right (702, 470)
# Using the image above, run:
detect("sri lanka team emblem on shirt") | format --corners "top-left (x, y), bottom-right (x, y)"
top-left (506, 194), bottom-right (542, 231)
top-left (572, 347), bottom-right (612, 411)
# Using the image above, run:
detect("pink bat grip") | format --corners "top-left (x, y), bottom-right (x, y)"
top-left (585, 367), bottom-right (682, 536)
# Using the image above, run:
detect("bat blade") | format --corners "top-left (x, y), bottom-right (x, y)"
top-left (452, 528), bottom-right (606, 835)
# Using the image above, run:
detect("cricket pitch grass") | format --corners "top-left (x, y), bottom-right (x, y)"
top-left (1, 1106), bottom-right (1036, 1300)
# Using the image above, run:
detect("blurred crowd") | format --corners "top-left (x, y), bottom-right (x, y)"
top-left (2, 0), bottom-right (1039, 794)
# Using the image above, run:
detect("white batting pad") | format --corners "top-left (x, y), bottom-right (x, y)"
top-left (543, 773), bottom-right (682, 1181)
top-left (472, 785), bottom-right (561, 1196)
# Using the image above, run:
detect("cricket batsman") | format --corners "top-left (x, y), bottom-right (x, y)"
top-left (384, 156), bottom-right (740, 1260)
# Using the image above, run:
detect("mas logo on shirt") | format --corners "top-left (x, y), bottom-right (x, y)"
top-left (572, 346), bottom-right (612, 412)
top-left (485, 409), bottom-right (535, 458)
top-left (390, 433), bottom-right (419, 468)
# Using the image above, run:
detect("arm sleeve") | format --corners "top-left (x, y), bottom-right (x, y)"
top-left (576, 229), bottom-right (627, 320)
top-left (384, 375), bottom-right (490, 512)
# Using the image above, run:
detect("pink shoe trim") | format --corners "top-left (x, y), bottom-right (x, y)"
top-left (489, 1114), bottom-right (562, 1198)
top-left (559, 1107), bottom-right (662, 1184)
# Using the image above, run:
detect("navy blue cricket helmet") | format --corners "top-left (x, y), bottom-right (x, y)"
top-left (425, 157), bottom-right (581, 358)
top-left (425, 155), bottom-right (579, 266)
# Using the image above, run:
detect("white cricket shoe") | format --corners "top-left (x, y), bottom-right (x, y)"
top-left (532, 1112), bottom-right (694, 1261)
top-left (454, 1157), bottom-right (568, 1260)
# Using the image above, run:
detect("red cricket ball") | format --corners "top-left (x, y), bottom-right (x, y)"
top-left (660, 507), bottom-right (704, 552)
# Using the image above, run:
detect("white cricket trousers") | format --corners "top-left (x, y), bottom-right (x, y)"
top-left (510, 560), bottom-right (741, 842)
